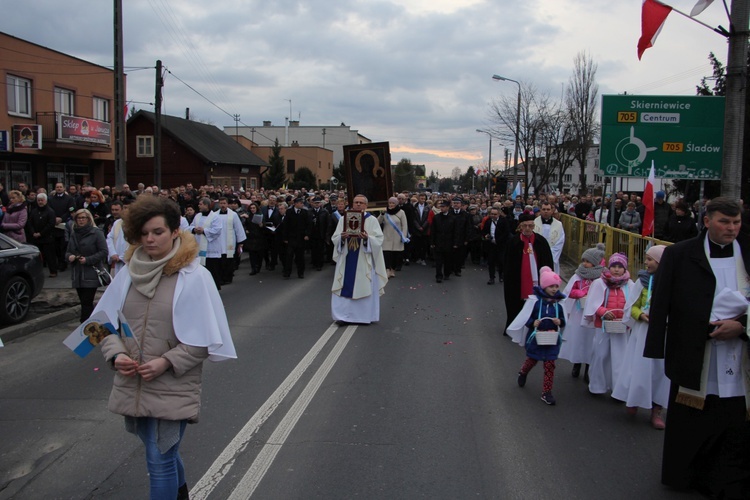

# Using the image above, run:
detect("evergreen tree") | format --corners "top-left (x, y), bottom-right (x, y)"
top-left (290, 167), bottom-right (317, 190)
top-left (393, 158), bottom-right (417, 192)
top-left (264, 139), bottom-right (287, 189)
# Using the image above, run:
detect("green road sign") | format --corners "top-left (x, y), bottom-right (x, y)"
top-left (600, 95), bottom-right (724, 179)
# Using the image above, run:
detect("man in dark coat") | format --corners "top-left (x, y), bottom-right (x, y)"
top-left (397, 193), bottom-right (415, 269)
top-left (645, 197), bottom-right (750, 498)
top-left (503, 213), bottom-right (554, 335)
top-left (262, 195), bottom-right (283, 270)
top-left (481, 207), bottom-right (512, 284)
top-left (282, 197), bottom-right (311, 279)
top-left (309, 196), bottom-right (330, 271)
top-left (28, 193), bottom-right (58, 277)
top-left (450, 197), bottom-right (470, 276)
top-left (411, 193), bottom-right (431, 265)
top-left (430, 201), bottom-right (457, 283)
top-left (48, 182), bottom-right (76, 272)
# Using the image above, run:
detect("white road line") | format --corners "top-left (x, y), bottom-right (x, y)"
top-left (227, 325), bottom-right (357, 500)
top-left (190, 322), bottom-right (341, 500)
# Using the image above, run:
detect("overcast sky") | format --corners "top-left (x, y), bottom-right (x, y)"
top-left (3, 0), bottom-right (732, 177)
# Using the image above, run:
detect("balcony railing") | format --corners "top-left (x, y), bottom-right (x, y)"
top-left (35, 111), bottom-right (112, 150)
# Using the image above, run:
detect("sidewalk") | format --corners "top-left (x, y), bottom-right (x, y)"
top-left (0, 266), bottom-right (102, 343)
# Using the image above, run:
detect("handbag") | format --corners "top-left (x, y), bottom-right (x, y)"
top-left (93, 263), bottom-right (112, 287)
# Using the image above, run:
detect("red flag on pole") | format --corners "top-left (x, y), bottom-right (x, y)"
top-left (641, 161), bottom-right (656, 237)
top-left (638, 0), bottom-right (673, 60)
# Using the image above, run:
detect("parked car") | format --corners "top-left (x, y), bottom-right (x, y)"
top-left (0, 232), bottom-right (45, 324)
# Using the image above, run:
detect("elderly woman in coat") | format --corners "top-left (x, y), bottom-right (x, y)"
top-left (378, 196), bottom-right (410, 278)
top-left (93, 196), bottom-right (235, 499)
top-left (66, 208), bottom-right (108, 322)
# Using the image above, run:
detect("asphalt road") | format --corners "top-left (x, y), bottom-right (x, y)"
top-left (0, 258), bottom-right (700, 499)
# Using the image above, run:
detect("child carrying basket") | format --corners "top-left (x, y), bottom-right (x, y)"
top-left (513, 267), bottom-right (567, 406)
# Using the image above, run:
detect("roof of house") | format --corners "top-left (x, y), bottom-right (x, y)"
top-left (130, 110), bottom-right (268, 167)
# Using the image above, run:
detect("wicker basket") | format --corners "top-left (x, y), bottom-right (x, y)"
top-left (535, 330), bottom-right (560, 346)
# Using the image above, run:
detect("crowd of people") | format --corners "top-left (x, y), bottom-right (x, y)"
top-left (0, 178), bottom-right (747, 498)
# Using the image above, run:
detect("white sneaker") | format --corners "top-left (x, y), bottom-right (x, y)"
top-left (419, 260), bottom-right (427, 266)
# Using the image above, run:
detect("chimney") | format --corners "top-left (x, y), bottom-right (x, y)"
top-left (290, 120), bottom-right (300, 127)
top-left (263, 121), bottom-right (272, 127)
top-left (185, 108), bottom-right (190, 120)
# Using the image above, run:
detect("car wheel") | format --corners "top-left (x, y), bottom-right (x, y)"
top-left (0, 276), bottom-right (32, 324)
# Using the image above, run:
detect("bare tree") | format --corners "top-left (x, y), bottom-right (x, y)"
top-left (490, 82), bottom-right (549, 197)
top-left (565, 51), bottom-right (599, 195)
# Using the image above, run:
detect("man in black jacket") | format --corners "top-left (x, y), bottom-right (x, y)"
top-left (28, 193), bottom-right (58, 277)
top-left (282, 197), bottom-right (311, 278)
top-left (309, 196), bottom-right (330, 271)
top-left (430, 201), bottom-right (457, 283)
top-left (48, 182), bottom-right (76, 271)
top-left (481, 207), bottom-right (512, 284)
top-left (450, 197), bottom-right (470, 276)
top-left (645, 197), bottom-right (750, 498)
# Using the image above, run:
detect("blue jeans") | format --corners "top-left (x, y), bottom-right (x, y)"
top-left (134, 417), bottom-right (187, 500)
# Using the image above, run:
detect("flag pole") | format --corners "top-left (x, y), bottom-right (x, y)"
top-left (654, 0), bottom-right (730, 36)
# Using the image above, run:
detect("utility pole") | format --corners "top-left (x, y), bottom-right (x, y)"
top-left (154, 60), bottom-right (163, 188)
top-left (233, 114), bottom-right (240, 142)
top-left (113, 0), bottom-right (126, 188)
top-left (322, 128), bottom-right (326, 149)
top-left (721, 0), bottom-right (750, 199)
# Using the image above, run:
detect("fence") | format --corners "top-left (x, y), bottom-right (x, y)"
top-left (559, 214), bottom-right (671, 277)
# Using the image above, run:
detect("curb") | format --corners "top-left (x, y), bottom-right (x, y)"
top-left (0, 306), bottom-right (81, 344)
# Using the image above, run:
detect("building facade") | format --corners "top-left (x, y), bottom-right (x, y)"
top-left (226, 121), bottom-right (370, 168)
top-left (1, 31), bottom-right (116, 191)
top-left (124, 111), bottom-right (267, 191)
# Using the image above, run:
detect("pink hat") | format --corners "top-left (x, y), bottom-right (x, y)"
top-left (539, 266), bottom-right (562, 289)
top-left (646, 245), bottom-right (666, 263)
top-left (608, 252), bottom-right (628, 268)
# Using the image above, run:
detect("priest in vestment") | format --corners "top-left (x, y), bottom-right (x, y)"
top-left (331, 194), bottom-right (388, 324)
top-left (503, 213), bottom-right (554, 335)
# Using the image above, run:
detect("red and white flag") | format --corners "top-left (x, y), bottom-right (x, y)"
top-left (641, 161), bottom-right (656, 237)
top-left (691, 0), bottom-right (714, 16)
top-left (637, 0), bottom-right (673, 60)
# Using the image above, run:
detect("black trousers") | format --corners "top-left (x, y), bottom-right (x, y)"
top-left (662, 385), bottom-right (750, 498)
top-left (77, 287), bottom-right (97, 322)
top-left (219, 254), bottom-right (234, 284)
top-left (264, 233), bottom-right (278, 267)
top-left (205, 258), bottom-right (222, 290)
top-left (310, 238), bottom-right (326, 269)
top-left (35, 241), bottom-right (58, 274)
top-left (486, 243), bottom-right (505, 280)
top-left (411, 234), bottom-right (428, 262)
top-left (434, 248), bottom-right (452, 278)
top-left (284, 244), bottom-right (305, 277)
top-left (54, 231), bottom-right (68, 270)
top-left (383, 250), bottom-right (403, 270)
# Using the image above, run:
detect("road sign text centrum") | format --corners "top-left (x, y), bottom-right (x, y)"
top-left (600, 95), bottom-right (725, 179)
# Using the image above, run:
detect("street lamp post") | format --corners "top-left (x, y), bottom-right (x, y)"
top-left (476, 129), bottom-right (492, 177)
top-left (492, 74), bottom-right (521, 196)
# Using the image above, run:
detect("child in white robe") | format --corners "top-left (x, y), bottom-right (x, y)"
top-left (612, 245), bottom-right (670, 429)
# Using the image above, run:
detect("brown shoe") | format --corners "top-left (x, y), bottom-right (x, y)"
top-left (49, 273), bottom-right (57, 278)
